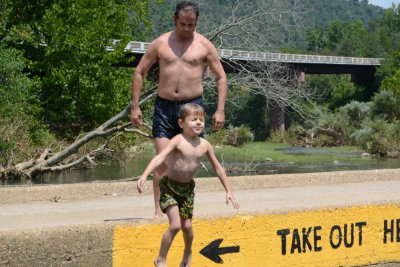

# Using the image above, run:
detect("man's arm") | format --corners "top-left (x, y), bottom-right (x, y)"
top-left (137, 135), bottom-right (181, 193)
top-left (130, 41), bottom-right (158, 127)
top-left (205, 142), bottom-right (240, 209)
top-left (206, 41), bottom-right (228, 131)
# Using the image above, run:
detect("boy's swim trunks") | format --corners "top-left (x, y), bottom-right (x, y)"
top-left (159, 176), bottom-right (195, 219)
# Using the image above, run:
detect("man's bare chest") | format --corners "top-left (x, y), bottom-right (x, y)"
top-left (159, 45), bottom-right (206, 66)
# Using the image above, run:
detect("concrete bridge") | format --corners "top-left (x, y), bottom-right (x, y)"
top-left (118, 41), bottom-right (382, 75)
top-left (116, 41), bottom-right (383, 130)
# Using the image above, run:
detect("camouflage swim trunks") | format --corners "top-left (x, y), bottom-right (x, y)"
top-left (159, 176), bottom-right (195, 219)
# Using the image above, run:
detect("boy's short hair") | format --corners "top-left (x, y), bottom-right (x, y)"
top-left (179, 103), bottom-right (205, 121)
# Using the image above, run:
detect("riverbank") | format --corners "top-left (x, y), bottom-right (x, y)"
top-left (2, 168), bottom-right (400, 204)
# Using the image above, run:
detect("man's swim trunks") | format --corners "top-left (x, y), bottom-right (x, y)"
top-left (152, 95), bottom-right (204, 139)
top-left (159, 176), bottom-right (195, 219)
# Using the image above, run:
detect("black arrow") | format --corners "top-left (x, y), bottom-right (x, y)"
top-left (199, 238), bottom-right (240, 264)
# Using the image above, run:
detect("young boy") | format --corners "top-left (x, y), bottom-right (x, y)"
top-left (137, 103), bottom-right (240, 267)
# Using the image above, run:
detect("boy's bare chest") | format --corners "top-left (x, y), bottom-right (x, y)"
top-left (175, 144), bottom-right (206, 161)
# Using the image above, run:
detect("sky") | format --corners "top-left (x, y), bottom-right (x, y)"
top-left (368, 0), bottom-right (400, 8)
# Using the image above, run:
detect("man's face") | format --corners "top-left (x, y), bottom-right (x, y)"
top-left (174, 10), bottom-right (197, 40)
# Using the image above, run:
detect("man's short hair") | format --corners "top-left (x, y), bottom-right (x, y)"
top-left (174, 1), bottom-right (199, 19)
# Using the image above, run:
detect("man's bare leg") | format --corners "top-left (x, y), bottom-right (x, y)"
top-left (153, 137), bottom-right (170, 218)
top-left (154, 205), bottom-right (181, 267)
top-left (180, 218), bottom-right (193, 267)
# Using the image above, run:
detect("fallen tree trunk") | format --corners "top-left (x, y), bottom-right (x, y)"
top-left (0, 89), bottom-right (156, 180)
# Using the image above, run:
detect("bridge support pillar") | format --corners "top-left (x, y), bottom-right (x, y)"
top-left (268, 71), bottom-right (305, 132)
top-left (298, 71), bottom-right (306, 83)
top-left (269, 102), bottom-right (285, 131)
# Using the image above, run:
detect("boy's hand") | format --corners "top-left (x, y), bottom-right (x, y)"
top-left (226, 192), bottom-right (240, 210)
top-left (137, 176), bottom-right (146, 193)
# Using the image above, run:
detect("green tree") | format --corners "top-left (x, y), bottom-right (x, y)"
top-left (306, 27), bottom-right (327, 53)
top-left (4, 0), bottom-right (151, 136)
top-left (381, 69), bottom-right (400, 97)
top-left (379, 3), bottom-right (400, 53)
top-left (0, 44), bottom-right (50, 164)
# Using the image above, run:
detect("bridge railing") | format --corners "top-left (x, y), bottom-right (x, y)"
top-left (123, 41), bottom-right (382, 66)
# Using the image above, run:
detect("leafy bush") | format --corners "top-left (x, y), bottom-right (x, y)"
top-left (207, 125), bottom-right (254, 147)
top-left (206, 129), bottom-right (227, 146)
top-left (281, 102), bottom-right (370, 147)
top-left (352, 119), bottom-right (400, 157)
top-left (224, 125), bottom-right (254, 147)
top-left (268, 126), bottom-right (307, 146)
top-left (313, 134), bottom-right (337, 147)
top-left (370, 90), bottom-right (400, 122)
top-left (337, 101), bottom-right (370, 128)
top-left (0, 45), bottom-right (56, 164)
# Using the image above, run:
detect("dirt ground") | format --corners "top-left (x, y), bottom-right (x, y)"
top-left (1, 169), bottom-right (400, 266)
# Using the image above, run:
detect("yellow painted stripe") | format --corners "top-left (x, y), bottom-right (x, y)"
top-left (113, 204), bottom-right (400, 266)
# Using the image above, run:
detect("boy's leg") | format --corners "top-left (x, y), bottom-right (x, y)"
top-left (155, 205), bottom-right (181, 266)
top-left (180, 218), bottom-right (193, 267)
top-left (153, 137), bottom-right (170, 218)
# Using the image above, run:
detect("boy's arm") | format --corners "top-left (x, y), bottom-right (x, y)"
top-left (205, 142), bottom-right (240, 209)
top-left (136, 135), bottom-right (180, 193)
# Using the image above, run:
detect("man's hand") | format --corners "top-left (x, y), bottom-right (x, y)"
top-left (226, 192), bottom-right (240, 210)
top-left (137, 176), bottom-right (146, 193)
top-left (130, 106), bottom-right (143, 127)
top-left (212, 110), bottom-right (225, 130)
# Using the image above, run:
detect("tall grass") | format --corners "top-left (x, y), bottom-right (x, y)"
top-left (212, 142), bottom-right (372, 164)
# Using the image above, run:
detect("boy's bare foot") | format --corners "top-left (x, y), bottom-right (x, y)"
top-left (180, 249), bottom-right (192, 267)
top-left (154, 257), bottom-right (167, 267)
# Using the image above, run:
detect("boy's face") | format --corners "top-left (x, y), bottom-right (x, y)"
top-left (179, 114), bottom-right (205, 136)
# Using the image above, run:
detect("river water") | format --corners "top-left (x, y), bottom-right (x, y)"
top-left (2, 147), bottom-right (400, 186)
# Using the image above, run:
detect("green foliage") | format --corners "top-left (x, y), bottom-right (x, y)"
top-left (337, 100), bottom-right (371, 127)
top-left (303, 74), bottom-right (367, 109)
top-left (4, 0), bottom-right (151, 136)
top-left (286, 96), bottom-right (400, 157)
top-left (213, 141), bottom-right (369, 164)
top-left (305, 19), bottom-right (384, 57)
top-left (381, 69), bottom-right (400, 97)
top-left (0, 44), bottom-right (56, 164)
top-left (230, 93), bottom-right (268, 141)
top-left (224, 125), bottom-right (254, 147)
top-left (207, 125), bottom-right (254, 147)
top-left (206, 129), bottom-right (228, 146)
top-left (379, 3), bottom-right (400, 53)
top-left (378, 49), bottom-right (400, 93)
top-left (297, 1), bottom-right (383, 50)
top-left (283, 101), bottom-right (371, 147)
top-left (352, 119), bottom-right (400, 157)
top-left (267, 128), bottom-right (304, 146)
top-left (329, 75), bottom-right (367, 109)
top-left (370, 90), bottom-right (400, 122)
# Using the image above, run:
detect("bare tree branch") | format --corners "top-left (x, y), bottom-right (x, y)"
top-left (199, 0), bottom-right (315, 128)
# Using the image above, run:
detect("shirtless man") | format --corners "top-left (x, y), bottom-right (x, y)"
top-left (130, 1), bottom-right (227, 217)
